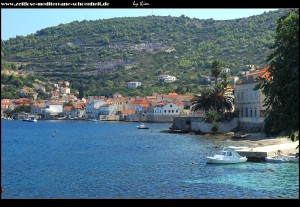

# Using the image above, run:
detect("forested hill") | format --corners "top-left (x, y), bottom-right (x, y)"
top-left (1, 9), bottom-right (289, 97)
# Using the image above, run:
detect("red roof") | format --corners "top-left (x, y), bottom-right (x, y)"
top-left (73, 105), bottom-right (83, 109)
top-left (128, 99), bottom-right (148, 105)
top-left (64, 106), bottom-right (72, 111)
top-left (173, 100), bottom-right (184, 106)
top-left (237, 66), bottom-right (270, 84)
top-left (121, 110), bottom-right (135, 115)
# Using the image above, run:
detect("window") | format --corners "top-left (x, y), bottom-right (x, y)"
top-left (170, 105), bottom-right (172, 107)
top-left (164, 110), bottom-right (166, 113)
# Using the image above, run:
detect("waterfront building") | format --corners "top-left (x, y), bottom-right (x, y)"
top-left (234, 66), bottom-right (270, 124)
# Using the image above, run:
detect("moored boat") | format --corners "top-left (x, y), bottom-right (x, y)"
top-left (137, 123), bottom-right (149, 129)
top-left (22, 117), bottom-right (37, 122)
top-left (265, 151), bottom-right (299, 163)
top-left (206, 146), bottom-right (248, 164)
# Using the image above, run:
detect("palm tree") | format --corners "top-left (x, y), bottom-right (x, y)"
top-left (191, 89), bottom-right (215, 112)
top-left (190, 88), bottom-right (234, 114)
top-left (220, 72), bottom-right (230, 115)
top-left (211, 60), bottom-right (222, 88)
top-left (211, 60), bottom-right (222, 109)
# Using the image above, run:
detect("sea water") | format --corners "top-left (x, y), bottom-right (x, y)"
top-left (1, 120), bottom-right (298, 198)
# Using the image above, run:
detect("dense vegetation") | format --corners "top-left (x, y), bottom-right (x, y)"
top-left (1, 9), bottom-right (289, 98)
top-left (257, 9), bottom-right (299, 140)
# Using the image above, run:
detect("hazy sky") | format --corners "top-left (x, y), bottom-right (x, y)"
top-left (1, 8), bottom-right (278, 40)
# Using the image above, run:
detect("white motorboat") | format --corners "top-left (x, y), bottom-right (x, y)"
top-left (89, 118), bottom-right (98, 122)
top-left (265, 151), bottom-right (299, 163)
top-left (137, 123), bottom-right (149, 129)
top-left (206, 146), bottom-right (248, 164)
top-left (22, 117), bottom-right (37, 122)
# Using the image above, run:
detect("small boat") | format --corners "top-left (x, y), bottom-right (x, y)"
top-left (265, 151), bottom-right (299, 163)
top-left (22, 117), bottom-right (37, 122)
top-left (137, 123), bottom-right (149, 129)
top-left (206, 146), bottom-right (248, 164)
top-left (265, 157), bottom-right (290, 163)
top-left (89, 118), bottom-right (98, 122)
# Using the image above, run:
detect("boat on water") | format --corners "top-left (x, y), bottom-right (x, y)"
top-left (206, 146), bottom-right (248, 164)
top-left (22, 117), bottom-right (37, 122)
top-left (265, 151), bottom-right (299, 163)
top-left (88, 118), bottom-right (98, 122)
top-left (137, 123), bottom-right (149, 129)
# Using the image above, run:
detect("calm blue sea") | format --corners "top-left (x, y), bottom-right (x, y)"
top-left (1, 120), bottom-right (299, 199)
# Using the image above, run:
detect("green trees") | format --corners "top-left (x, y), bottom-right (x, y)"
top-left (1, 10), bottom-right (290, 98)
top-left (191, 89), bottom-right (234, 114)
top-left (211, 60), bottom-right (222, 87)
top-left (191, 60), bottom-right (234, 125)
top-left (78, 84), bottom-right (85, 99)
top-left (258, 9), bottom-right (299, 140)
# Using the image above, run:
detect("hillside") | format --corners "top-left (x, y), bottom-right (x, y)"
top-left (1, 9), bottom-right (289, 98)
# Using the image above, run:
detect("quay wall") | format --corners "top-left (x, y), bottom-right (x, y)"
top-left (171, 117), bottom-right (239, 133)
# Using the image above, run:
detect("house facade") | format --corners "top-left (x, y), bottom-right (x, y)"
top-left (157, 74), bottom-right (177, 83)
top-left (126, 82), bottom-right (142, 89)
top-left (234, 66), bottom-right (270, 124)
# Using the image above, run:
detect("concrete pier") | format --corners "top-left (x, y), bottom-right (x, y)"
top-left (236, 142), bottom-right (299, 162)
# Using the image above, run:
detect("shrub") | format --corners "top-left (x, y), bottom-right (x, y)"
top-left (204, 109), bottom-right (221, 123)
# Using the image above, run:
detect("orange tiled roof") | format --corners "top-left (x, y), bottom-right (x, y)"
top-left (1, 102), bottom-right (12, 106)
top-left (145, 96), bottom-right (156, 99)
top-left (128, 99), bottom-right (148, 105)
top-left (121, 110), bottom-right (135, 115)
top-left (64, 106), bottom-right (72, 111)
top-left (73, 105), bottom-right (83, 109)
top-left (109, 97), bottom-right (127, 103)
top-left (141, 103), bottom-right (149, 108)
top-left (237, 66), bottom-right (270, 84)
top-left (36, 103), bottom-right (45, 108)
top-left (246, 66), bottom-right (269, 76)
top-left (173, 100), bottom-right (184, 106)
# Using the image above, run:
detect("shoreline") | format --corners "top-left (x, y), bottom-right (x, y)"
top-left (162, 129), bottom-right (298, 148)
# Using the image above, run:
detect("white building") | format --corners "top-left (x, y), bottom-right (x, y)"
top-left (99, 103), bottom-right (117, 115)
top-left (234, 66), bottom-right (270, 123)
top-left (126, 82), bottom-right (142, 89)
top-left (222, 68), bottom-right (231, 74)
top-left (44, 102), bottom-right (64, 119)
top-left (85, 99), bottom-right (105, 119)
top-left (158, 74), bottom-right (177, 83)
top-left (60, 87), bottom-right (70, 94)
top-left (154, 101), bottom-right (182, 115)
top-left (228, 76), bottom-right (239, 84)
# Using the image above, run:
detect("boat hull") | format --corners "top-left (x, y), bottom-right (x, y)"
top-left (137, 127), bottom-right (149, 129)
top-left (206, 157), bottom-right (247, 164)
top-left (265, 156), bottom-right (299, 163)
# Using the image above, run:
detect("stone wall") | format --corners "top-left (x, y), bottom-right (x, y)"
top-left (171, 117), bottom-right (239, 133)
top-left (239, 121), bottom-right (265, 133)
top-left (171, 117), bottom-right (199, 131)
top-left (191, 118), bottom-right (239, 133)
